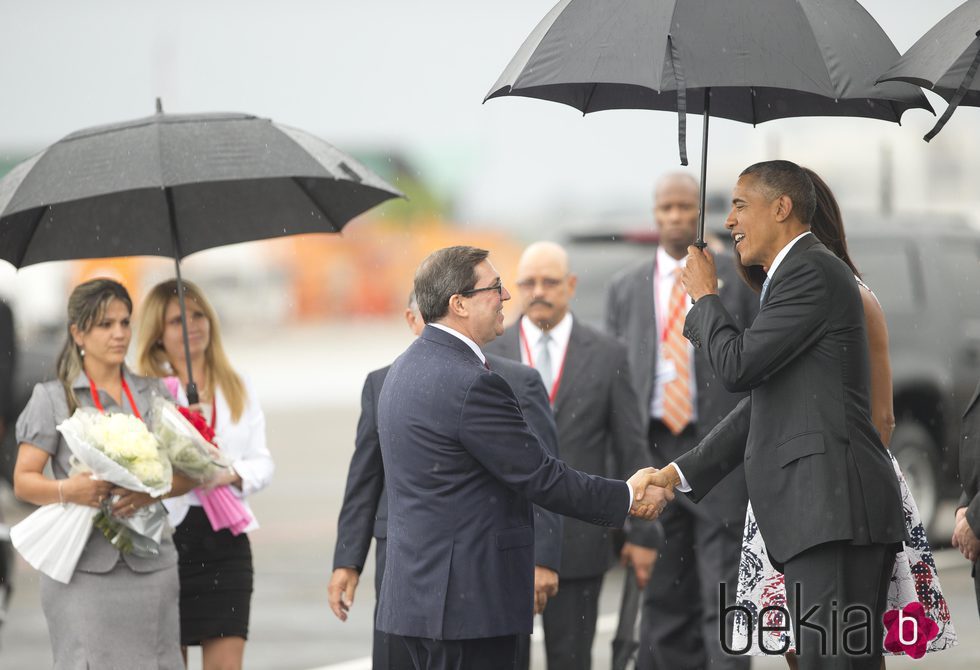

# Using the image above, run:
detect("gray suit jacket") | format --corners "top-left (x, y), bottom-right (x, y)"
top-left (333, 355), bottom-right (564, 574)
top-left (486, 317), bottom-right (663, 579)
top-left (675, 234), bottom-right (905, 563)
top-left (16, 372), bottom-right (178, 574)
top-left (605, 251), bottom-right (756, 523)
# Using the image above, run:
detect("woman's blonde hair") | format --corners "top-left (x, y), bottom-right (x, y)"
top-left (57, 279), bottom-right (133, 414)
top-left (135, 279), bottom-right (246, 422)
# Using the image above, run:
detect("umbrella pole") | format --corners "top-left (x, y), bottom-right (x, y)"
top-left (164, 187), bottom-right (200, 406)
top-left (695, 88), bottom-right (711, 250)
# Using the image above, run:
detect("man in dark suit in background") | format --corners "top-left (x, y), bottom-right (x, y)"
top-left (605, 173), bottom-right (755, 669)
top-left (487, 241), bottom-right (663, 670)
top-left (954, 378), bottom-right (980, 616)
top-left (655, 161), bottom-right (905, 670)
top-left (329, 293), bottom-right (564, 668)
top-left (376, 246), bottom-right (669, 670)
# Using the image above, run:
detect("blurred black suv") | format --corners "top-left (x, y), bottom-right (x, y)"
top-left (567, 213), bottom-right (980, 534)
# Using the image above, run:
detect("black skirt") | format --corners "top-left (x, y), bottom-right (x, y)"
top-left (173, 506), bottom-right (254, 645)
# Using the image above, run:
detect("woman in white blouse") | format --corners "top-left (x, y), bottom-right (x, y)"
top-left (136, 279), bottom-right (274, 670)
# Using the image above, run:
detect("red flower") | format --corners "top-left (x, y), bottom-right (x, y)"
top-left (883, 602), bottom-right (939, 659)
top-left (177, 406), bottom-right (217, 446)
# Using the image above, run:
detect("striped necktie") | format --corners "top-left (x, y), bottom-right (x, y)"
top-left (662, 270), bottom-right (693, 435)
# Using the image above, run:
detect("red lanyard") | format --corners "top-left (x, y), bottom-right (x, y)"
top-left (519, 322), bottom-right (567, 405)
top-left (88, 372), bottom-right (142, 421)
top-left (209, 395), bottom-right (217, 431)
top-left (653, 258), bottom-right (688, 343)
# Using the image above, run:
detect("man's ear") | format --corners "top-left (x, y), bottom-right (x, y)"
top-left (773, 194), bottom-right (794, 223)
top-left (447, 294), bottom-right (468, 319)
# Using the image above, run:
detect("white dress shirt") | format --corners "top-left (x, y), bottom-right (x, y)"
top-left (671, 230), bottom-right (813, 493)
top-left (430, 322), bottom-right (487, 364)
top-left (518, 312), bottom-right (572, 379)
top-left (651, 246), bottom-right (698, 422)
top-left (164, 373), bottom-right (275, 532)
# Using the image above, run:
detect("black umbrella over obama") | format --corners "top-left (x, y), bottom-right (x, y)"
top-left (486, 0), bottom-right (932, 249)
top-left (0, 100), bottom-right (403, 403)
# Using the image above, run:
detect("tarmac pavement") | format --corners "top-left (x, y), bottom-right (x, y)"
top-left (2, 320), bottom-right (978, 669)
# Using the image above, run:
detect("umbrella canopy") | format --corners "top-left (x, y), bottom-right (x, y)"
top-left (877, 0), bottom-right (980, 141)
top-left (486, 0), bottom-right (932, 245)
top-left (0, 105), bottom-right (403, 402)
top-left (0, 109), bottom-right (402, 267)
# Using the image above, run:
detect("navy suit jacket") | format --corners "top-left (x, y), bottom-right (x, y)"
top-left (332, 355), bottom-right (564, 575)
top-left (376, 325), bottom-right (628, 639)
top-left (486, 317), bottom-right (664, 578)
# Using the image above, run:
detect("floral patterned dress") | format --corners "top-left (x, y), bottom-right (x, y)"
top-left (731, 452), bottom-right (957, 655)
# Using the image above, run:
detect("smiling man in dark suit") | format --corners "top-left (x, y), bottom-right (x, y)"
top-left (328, 293), bottom-right (564, 669)
top-left (376, 246), bottom-right (669, 670)
top-left (605, 174), bottom-right (755, 670)
top-left (653, 161), bottom-right (905, 670)
top-left (487, 241), bottom-right (663, 670)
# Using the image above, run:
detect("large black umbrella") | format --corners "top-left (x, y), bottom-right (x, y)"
top-left (486, 0), bottom-right (931, 247)
top-left (0, 102), bottom-right (403, 402)
top-left (877, 0), bottom-right (980, 141)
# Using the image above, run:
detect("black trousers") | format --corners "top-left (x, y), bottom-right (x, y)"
top-left (540, 574), bottom-right (604, 670)
top-left (374, 539), bottom-right (416, 670)
top-left (394, 634), bottom-right (519, 670)
top-left (782, 541), bottom-right (896, 670)
top-left (637, 422), bottom-right (748, 670)
top-left (974, 561), bottom-right (980, 619)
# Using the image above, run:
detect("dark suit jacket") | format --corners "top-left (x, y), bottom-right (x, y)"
top-left (675, 234), bottom-right (905, 564)
top-left (486, 317), bottom-right (663, 579)
top-left (958, 380), bottom-right (980, 538)
top-left (376, 325), bottom-right (628, 639)
top-left (332, 356), bottom-right (564, 574)
top-left (605, 251), bottom-right (755, 524)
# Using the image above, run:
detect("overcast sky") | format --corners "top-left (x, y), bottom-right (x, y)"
top-left (0, 0), bottom-right (973, 228)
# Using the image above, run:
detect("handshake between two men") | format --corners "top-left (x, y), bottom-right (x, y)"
top-left (626, 466), bottom-right (680, 520)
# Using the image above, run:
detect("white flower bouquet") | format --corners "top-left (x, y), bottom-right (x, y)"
top-left (10, 409), bottom-right (173, 583)
top-left (150, 397), bottom-right (229, 482)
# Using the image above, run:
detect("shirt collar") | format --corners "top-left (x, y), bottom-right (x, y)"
top-left (521, 311), bottom-right (573, 349)
top-left (71, 365), bottom-right (145, 391)
top-left (429, 322), bottom-right (487, 364)
top-left (766, 231), bottom-right (813, 279)
top-left (656, 246), bottom-right (685, 279)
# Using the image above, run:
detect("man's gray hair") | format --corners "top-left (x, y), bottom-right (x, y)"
top-left (414, 246), bottom-right (489, 323)
top-left (740, 160), bottom-right (816, 225)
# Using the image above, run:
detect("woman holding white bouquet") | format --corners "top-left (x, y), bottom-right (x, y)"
top-left (12, 278), bottom-right (192, 669)
top-left (137, 279), bottom-right (274, 670)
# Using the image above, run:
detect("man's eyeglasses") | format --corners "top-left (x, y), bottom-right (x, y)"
top-left (515, 277), bottom-right (564, 291)
top-left (459, 282), bottom-right (504, 298)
